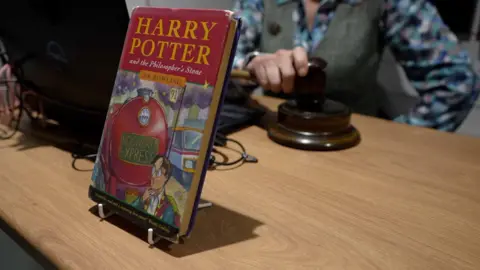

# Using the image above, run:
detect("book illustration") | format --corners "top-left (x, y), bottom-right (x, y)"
top-left (92, 69), bottom-right (214, 230)
top-left (89, 7), bottom-right (240, 239)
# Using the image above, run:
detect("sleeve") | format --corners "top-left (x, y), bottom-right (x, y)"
top-left (232, 0), bottom-right (265, 69)
top-left (382, 0), bottom-right (480, 131)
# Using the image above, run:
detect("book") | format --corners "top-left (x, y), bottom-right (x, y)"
top-left (89, 6), bottom-right (241, 242)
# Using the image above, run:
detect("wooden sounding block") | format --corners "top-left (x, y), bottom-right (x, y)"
top-left (230, 57), bottom-right (360, 151)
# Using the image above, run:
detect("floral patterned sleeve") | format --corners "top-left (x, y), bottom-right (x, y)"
top-left (383, 0), bottom-right (480, 131)
top-left (232, 0), bottom-right (265, 69)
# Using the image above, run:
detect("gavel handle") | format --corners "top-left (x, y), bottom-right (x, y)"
top-left (231, 57), bottom-right (327, 81)
top-left (230, 69), bottom-right (255, 81)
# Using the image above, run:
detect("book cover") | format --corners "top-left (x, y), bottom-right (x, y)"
top-left (89, 6), bottom-right (240, 241)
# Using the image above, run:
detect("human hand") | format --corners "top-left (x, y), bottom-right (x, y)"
top-left (143, 188), bottom-right (154, 201)
top-left (246, 47), bottom-right (309, 93)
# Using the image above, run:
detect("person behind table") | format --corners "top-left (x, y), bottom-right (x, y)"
top-left (232, 0), bottom-right (479, 132)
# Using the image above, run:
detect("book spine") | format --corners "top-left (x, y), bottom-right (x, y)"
top-left (186, 17), bottom-right (243, 236)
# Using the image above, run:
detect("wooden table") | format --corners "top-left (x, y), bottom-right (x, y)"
top-left (0, 96), bottom-right (479, 269)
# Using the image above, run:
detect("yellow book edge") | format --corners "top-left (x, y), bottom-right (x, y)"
top-left (179, 18), bottom-right (239, 236)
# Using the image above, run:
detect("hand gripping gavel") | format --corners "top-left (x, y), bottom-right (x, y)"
top-left (230, 57), bottom-right (361, 151)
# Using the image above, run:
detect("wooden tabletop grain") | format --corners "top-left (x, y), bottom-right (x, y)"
top-left (0, 96), bottom-right (479, 270)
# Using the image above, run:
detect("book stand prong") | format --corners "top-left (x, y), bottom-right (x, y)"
top-left (197, 200), bottom-right (213, 209)
top-left (96, 199), bottom-right (213, 247)
top-left (147, 228), bottom-right (159, 245)
top-left (146, 199), bottom-right (213, 246)
top-left (97, 203), bottom-right (114, 220)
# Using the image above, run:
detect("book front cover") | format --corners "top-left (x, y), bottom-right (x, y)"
top-left (91, 7), bottom-right (232, 236)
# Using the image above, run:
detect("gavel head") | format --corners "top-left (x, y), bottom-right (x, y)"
top-left (293, 57), bottom-right (328, 112)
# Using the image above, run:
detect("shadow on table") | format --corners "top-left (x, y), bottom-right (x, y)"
top-left (0, 118), bottom-right (101, 158)
top-left (88, 201), bottom-right (263, 258)
top-left (0, 132), bottom-right (50, 151)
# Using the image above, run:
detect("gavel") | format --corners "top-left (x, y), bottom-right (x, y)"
top-left (230, 57), bottom-right (361, 151)
top-left (231, 57), bottom-right (327, 109)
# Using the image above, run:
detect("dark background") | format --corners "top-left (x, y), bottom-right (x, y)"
top-left (432, 0), bottom-right (477, 39)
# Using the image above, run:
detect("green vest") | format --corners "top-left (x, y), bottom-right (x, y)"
top-left (260, 0), bottom-right (385, 116)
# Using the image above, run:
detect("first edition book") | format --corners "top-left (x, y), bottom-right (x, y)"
top-left (89, 6), bottom-right (241, 242)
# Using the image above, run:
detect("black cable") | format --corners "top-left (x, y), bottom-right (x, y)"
top-left (0, 77), bottom-right (24, 140)
top-left (1, 42), bottom-right (17, 138)
top-left (209, 133), bottom-right (258, 169)
top-left (71, 152), bottom-right (97, 171)
top-left (69, 133), bottom-right (258, 172)
top-left (0, 48), bottom-right (36, 139)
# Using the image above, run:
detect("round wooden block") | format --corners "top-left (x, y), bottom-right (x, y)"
top-left (267, 99), bottom-right (361, 151)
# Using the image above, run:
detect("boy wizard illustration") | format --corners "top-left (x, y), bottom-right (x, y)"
top-left (131, 155), bottom-right (181, 228)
